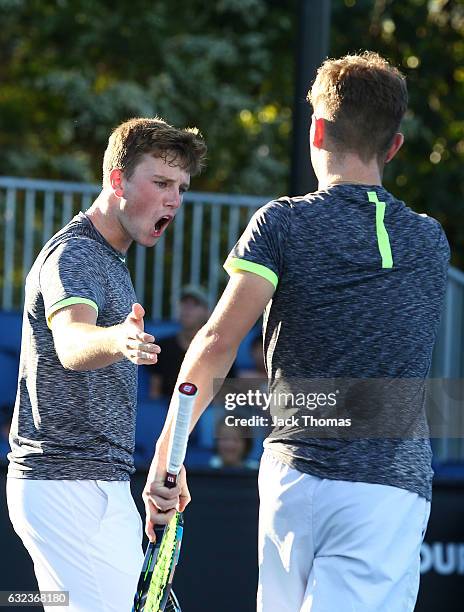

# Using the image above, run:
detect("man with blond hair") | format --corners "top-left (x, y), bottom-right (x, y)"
top-left (146, 53), bottom-right (449, 611)
top-left (7, 117), bottom-right (206, 611)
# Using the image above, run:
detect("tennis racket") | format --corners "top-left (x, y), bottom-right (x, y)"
top-left (133, 382), bottom-right (198, 612)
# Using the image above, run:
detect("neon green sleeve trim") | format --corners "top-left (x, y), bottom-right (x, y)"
top-left (224, 257), bottom-right (278, 289)
top-left (367, 192), bottom-right (393, 268)
top-left (47, 297), bottom-right (99, 327)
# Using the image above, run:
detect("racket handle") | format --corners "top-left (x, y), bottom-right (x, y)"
top-left (164, 382), bottom-right (198, 487)
top-left (165, 472), bottom-right (177, 489)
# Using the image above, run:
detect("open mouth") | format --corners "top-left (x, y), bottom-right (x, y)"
top-left (153, 215), bottom-right (173, 237)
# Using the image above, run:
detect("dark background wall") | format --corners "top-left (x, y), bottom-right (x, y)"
top-left (1, 466), bottom-right (463, 611)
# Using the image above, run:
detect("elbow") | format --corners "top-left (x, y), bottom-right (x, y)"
top-left (54, 346), bottom-right (86, 372)
top-left (52, 328), bottom-right (85, 371)
top-left (57, 354), bottom-right (84, 371)
top-left (66, 362), bottom-right (87, 372)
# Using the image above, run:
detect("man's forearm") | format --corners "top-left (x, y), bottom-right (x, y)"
top-left (154, 326), bottom-right (237, 458)
top-left (51, 301), bottom-right (157, 371)
top-left (53, 322), bottom-right (123, 371)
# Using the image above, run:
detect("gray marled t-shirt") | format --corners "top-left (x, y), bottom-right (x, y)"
top-left (8, 212), bottom-right (138, 480)
top-left (225, 184), bottom-right (450, 500)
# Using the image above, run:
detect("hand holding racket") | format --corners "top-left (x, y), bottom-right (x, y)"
top-left (134, 382), bottom-right (197, 612)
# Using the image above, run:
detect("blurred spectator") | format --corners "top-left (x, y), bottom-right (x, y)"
top-left (150, 285), bottom-right (236, 398)
top-left (238, 334), bottom-right (267, 379)
top-left (149, 285), bottom-right (209, 398)
top-left (209, 420), bottom-right (259, 470)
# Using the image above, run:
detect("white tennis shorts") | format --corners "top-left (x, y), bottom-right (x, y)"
top-left (6, 478), bottom-right (144, 612)
top-left (257, 450), bottom-right (431, 612)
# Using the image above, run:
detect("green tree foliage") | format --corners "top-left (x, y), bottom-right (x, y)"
top-left (0, 0), bottom-right (462, 264)
top-left (0, 0), bottom-right (294, 194)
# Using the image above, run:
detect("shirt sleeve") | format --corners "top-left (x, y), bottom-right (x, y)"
top-left (436, 225), bottom-right (451, 265)
top-left (224, 200), bottom-right (291, 289)
top-left (39, 238), bottom-right (108, 325)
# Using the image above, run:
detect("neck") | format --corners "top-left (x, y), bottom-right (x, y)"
top-left (317, 154), bottom-right (383, 190)
top-left (85, 192), bottom-right (130, 254)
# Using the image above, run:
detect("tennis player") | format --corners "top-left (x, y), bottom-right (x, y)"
top-left (146, 53), bottom-right (449, 611)
top-left (6, 118), bottom-right (206, 611)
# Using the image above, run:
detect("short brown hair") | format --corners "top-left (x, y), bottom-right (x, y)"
top-left (102, 117), bottom-right (207, 186)
top-left (307, 51), bottom-right (408, 162)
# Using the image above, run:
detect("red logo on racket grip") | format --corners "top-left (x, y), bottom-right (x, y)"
top-left (178, 382), bottom-right (197, 396)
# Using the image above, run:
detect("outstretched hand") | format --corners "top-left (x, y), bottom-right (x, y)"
top-left (119, 303), bottom-right (161, 365)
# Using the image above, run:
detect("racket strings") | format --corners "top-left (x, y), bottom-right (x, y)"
top-left (145, 513), bottom-right (182, 611)
top-left (165, 590), bottom-right (181, 612)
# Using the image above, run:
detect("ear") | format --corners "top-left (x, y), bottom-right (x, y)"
top-left (312, 117), bottom-right (325, 149)
top-left (385, 133), bottom-right (404, 164)
top-left (109, 168), bottom-right (124, 198)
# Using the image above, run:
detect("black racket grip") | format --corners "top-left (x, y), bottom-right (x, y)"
top-left (164, 472), bottom-right (177, 489)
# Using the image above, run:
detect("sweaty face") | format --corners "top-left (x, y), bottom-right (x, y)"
top-left (117, 154), bottom-right (190, 250)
